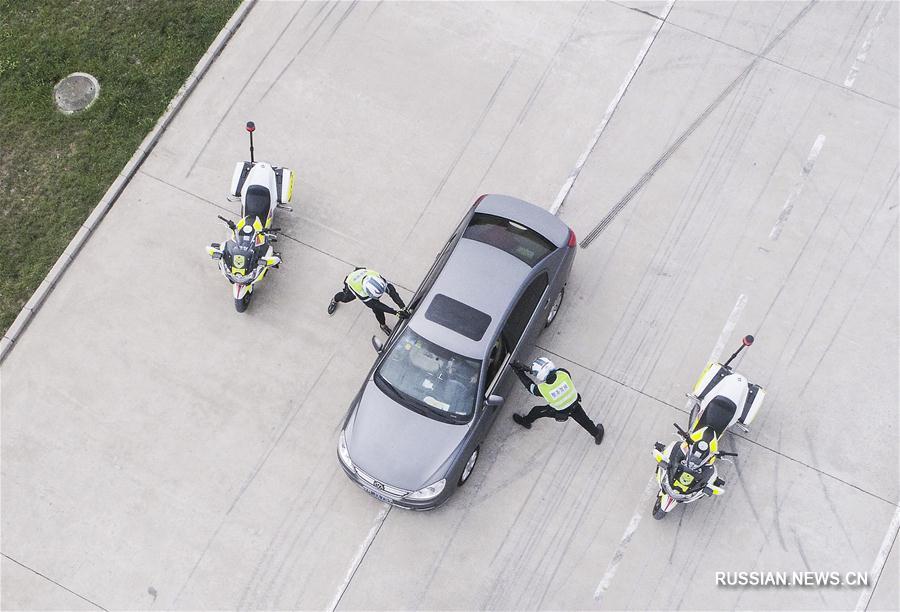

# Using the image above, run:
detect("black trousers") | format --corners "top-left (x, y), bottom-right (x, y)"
top-left (333, 283), bottom-right (387, 325)
top-left (522, 401), bottom-right (599, 437)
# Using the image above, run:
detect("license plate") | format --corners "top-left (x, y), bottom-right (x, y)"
top-left (369, 490), bottom-right (392, 504)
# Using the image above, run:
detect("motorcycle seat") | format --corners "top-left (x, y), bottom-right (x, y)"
top-left (698, 396), bottom-right (736, 435)
top-left (245, 185), bottom-right (271, 221)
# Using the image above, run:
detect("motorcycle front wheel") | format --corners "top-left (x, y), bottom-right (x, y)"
top-left (651, 495), bottom-right (668, 520)
top-left (235, 292), bottom-right (252, 313)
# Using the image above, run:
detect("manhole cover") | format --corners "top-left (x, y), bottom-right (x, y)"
top-left (53, 72), bottom-right (100, 114)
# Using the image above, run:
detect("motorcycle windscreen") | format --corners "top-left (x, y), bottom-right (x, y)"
top-left (223, 242), bottom-right (258, 276)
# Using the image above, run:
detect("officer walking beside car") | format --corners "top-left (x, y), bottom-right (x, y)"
top-left (328, 267), bottom-right (408, 335)
top-left (511, 357), bottom-right (604, 445)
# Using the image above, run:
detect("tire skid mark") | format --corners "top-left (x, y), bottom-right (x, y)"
top-left (395, 56), bottom-right (520, 250)
top-left (551, 0), bottom-right (674, 214)
top-left (186, 2), bottom-right (307, 177)
top-left (258, 1), bottom-right (341, 102)
top-left (517, 2), bottom-right (589, 128)
top-left (175, 319), bottom-right (365, 608)
top-left (324, 0), bottom-right (359, 46)
top-left (765, 125), bottom-right (894, 394)
top-left (471, 2), bottom-right (589, 197)
top-left (799, 221), bottom-right (897, 395)
top-left (592, 67), bottom-right (764, 385)
top-left (580, 0), bottom-right (818, 247)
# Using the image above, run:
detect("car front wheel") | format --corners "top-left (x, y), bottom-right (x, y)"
top-left (458, 447), bottom-right (479, 486)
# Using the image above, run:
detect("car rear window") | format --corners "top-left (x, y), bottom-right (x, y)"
top-left (462, 213), bottom-right (555, 267)
top-left (424, 294), bottom-right (492, 341)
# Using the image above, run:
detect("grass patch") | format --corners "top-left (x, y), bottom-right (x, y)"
top-left (0, 0), bottom-right (240, 333)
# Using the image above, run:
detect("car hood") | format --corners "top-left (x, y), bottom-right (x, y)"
top-left (345, 380), bottom-right (470, 491)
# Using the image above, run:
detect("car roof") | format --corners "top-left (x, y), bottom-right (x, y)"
top-left (409, 238), bottom-right (531, 359)
top-left (475, 194), bottom-right (570, 247)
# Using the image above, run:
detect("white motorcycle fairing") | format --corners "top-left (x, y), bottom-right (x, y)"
top-left (692, 362), bottom-right (765, 428)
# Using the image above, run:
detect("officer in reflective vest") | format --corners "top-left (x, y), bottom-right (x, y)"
top-left (511, 357), bottom-right (604, 445)
top-left (328, 267), bottom-right (407, 335)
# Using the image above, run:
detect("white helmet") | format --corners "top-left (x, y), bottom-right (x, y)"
top-left (531, 357), bottom-right (555, 383)
top-left (362, 274), bottom-right (387, 299)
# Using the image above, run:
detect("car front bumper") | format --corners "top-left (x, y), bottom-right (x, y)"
top-left (337, 454), bottom-right (450, 511)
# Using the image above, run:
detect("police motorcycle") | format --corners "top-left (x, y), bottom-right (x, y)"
top-left (651, 335), bottom-right (765, 519)
top-left (206, 120), bottom-right (294, 312)
top-left (207, 215), bottom-right (282, 312)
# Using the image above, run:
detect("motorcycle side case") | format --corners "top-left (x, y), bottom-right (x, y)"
top-left (273, 167), bottom-right (294, 204)
top-left (739, 383), bottom-right (765, 425)
top-left (230, 161), bottom-right (253, 197)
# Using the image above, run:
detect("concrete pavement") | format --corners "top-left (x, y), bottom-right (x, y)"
top-left (2, 1), bottom-right (897, 609)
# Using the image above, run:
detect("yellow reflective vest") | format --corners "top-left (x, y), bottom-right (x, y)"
top-left (538, 371), bottom-right (578, 410)
top-left (346, 268), bottom-right (379, 299)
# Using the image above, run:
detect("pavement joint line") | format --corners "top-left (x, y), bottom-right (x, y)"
top-left (579, 0), bottom-right (818, 248)
top-left (0, 0), bottom-right (257, 365)
top-left (185, 1), bottom-right (306, 177)
top-left (856, 506), bottom-right (900, 611)
top-left (533, 342), bottom-right (899, 509)
top-left (139, 170), bottom-right (417, 295)
top-left (608, 0), bottom-right (899, 110)
top-left (1, 553), bottom-right (108, 611)
top-left (549, 0), bottom-right (674, 215)
top-left (327, 504), bottom-right (392, 612)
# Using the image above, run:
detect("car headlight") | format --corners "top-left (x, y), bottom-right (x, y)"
top-left (406, 479), bottom-right (446, 501)
top-left (338, 431), bottom-right (354, 470)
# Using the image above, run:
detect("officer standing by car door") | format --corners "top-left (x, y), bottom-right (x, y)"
top-left (510, 357), bottom-right (604, 445)
top-left (328, 267), bottom-right (407, 335)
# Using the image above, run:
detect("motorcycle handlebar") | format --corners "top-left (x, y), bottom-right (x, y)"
top-left (217, 215), bottom-right (236, 229)
top-left (673, 422), bottom-right (691, 440)
top-left (717, 451), bottom-right (738, 457)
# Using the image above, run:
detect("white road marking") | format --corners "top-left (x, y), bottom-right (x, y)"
top-left (708, 293), bottom-right (748, 364)
top-left (769, 134), bottom-right (826, 241)
top-left (327, 504), bottom-right (390, 611)
top-left (594, 293), bottom-right (748, 603)
top-left (593, 475), bottom-right (659, 603)
top-left (855, 505), bottom-right (900, 611)
top-left (844, 3), bottom-right (890, 89)
top-left (549, 0), bottom-right (675, 215)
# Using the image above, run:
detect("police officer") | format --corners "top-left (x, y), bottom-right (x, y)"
top-left (328, 267), bottom-right (407, 335)
top-left (510, 357), bottom-right (604, 445)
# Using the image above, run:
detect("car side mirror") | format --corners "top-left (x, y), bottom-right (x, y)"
top-left (371, 336), bottom-right (384, 353)
top-left (485, 394), bottom-right (504, 407)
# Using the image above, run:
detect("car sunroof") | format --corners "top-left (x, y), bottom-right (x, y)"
top-left (424, 294), bottom-right (492, 341)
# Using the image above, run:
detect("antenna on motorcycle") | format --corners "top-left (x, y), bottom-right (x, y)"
top-left (246, 121), bottom-right (256, 163)
top-left (723, 335), bottom-right (754, 368)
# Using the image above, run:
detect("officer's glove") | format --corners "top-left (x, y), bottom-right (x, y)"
top-left (511, 361), bottom-right (528, 373)
top-left (396, 309), bottom-right (410, 320)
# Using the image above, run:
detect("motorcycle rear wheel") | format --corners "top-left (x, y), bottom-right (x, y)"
top-left (651, 495), bottom-right (668, 520)
top-left (235, 292), bottom-right (252, 313)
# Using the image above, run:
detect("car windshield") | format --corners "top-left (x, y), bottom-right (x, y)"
top-left (463, 213), bottom-right (555, 266)
top-left (376, 327), bottom-right (481, 421)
